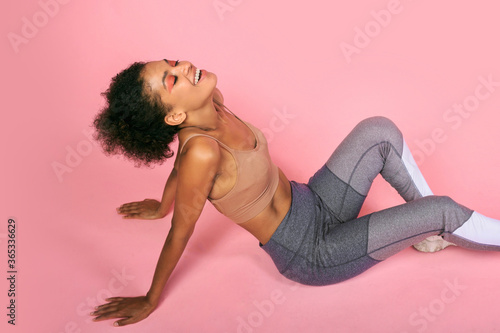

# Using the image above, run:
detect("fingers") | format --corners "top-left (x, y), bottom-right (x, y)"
top-left (91, 308), bottom-right (123, 322)
top-left (122, 215), bottom-right (138, 219)
top-left (117, 199), bottom-right (157, 210)
top-left (104, 297), bottom-right (124, 302)
top-left (91, 299), bottom-right (126, 322)
top-left (90, 297), bottom-right (149, 327)
top-left (116, 205), bottom-right (143, 219)
top-left (116, 202), bottom-right (140, 214)
top-left (116, 199), bottom-right (160, 220)
top-left (91, 297), bottom-right (122, 314)
top-left (115, 317), bottom-right (140, 326)
top-left (116, 199), bottom-right (154, 214)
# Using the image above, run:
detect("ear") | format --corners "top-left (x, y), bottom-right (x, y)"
top-left (164, 111), bottom-right (186, 126)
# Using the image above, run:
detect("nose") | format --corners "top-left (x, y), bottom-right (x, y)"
top-left (176, 61), bottom-right (192, 77)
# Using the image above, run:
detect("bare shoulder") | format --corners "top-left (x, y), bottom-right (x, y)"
top-left (178, 134), bottom-right (221, 165)
top-left (175, 135), bottom-right (221, 187)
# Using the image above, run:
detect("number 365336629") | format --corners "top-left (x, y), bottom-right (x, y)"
top-left (8, 219), bottom-right (16, 269)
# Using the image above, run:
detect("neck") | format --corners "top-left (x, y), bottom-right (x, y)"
top-left (179, 101), bottom-right (222, 132)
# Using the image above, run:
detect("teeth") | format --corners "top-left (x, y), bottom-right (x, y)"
top-left (194, 68), bottom-right (201, 85)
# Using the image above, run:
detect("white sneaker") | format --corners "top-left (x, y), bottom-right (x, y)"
top-left (413, 235), bottom-right (456, 253)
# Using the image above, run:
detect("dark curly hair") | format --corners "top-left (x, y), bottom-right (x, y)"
top-left (92, 62), bottom-right (179, 167)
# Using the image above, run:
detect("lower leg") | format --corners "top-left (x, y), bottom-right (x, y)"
top-left (308, 117), bottom-right (432, 221)
top-left (448, 211), bottom-right (500, 251)
top-left (366, 196), bottom-right (500, 261)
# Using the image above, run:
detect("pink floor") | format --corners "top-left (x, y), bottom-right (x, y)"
top-left (3, 0), bottom-right (500, 332)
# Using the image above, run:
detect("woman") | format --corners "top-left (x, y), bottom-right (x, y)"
top-left (90, 59), bottom-right (500, 326)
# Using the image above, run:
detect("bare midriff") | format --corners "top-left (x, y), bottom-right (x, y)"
top-left (237, 168), bottom-right (292, 245)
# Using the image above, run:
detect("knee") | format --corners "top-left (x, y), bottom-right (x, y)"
top-left (423, 195), bottom-right (459, 210)
top-left (357, 116), bottom-right (399, 132)
top-left (433, 195), bottom-right (455, 204)
top-left (355, 116), bottom-right (403, 144)
top-left (420, 195), bottom-right (473, 229)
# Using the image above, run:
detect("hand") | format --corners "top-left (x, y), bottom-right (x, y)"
top-left (91, 296), bottom-right (156, 326)
top-left (116, 199), bottom-right (164, 220)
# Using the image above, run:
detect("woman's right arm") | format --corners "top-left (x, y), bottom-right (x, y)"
top-left (92, 137), bottom-right (221, 326)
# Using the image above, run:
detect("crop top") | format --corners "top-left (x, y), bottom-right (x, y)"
top-left (178, 119), bottom-right (280, 224)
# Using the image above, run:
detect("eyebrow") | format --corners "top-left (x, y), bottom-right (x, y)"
top-left (162, 59), bottom-right (169, 90)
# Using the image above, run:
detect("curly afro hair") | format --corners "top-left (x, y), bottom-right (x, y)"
top-left (93, 62), bottom-right (179, 167)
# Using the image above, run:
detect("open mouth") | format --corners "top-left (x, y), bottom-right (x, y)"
top-left (194, 68), bottom-right (201, 85)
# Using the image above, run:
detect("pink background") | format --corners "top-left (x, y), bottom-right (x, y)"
top-left (3, 0), bottom-right (500, 332)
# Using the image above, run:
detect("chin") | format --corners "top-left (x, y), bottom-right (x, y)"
top-left (207, 71), bottom-right (217, 85)
top-left (206, 74), bottom-right (217, 90)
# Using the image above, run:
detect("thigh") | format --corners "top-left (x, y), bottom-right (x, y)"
top-left (290, 196), bottom-right (471, 285)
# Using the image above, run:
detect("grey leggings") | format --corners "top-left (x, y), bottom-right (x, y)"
top-left (261, 117), bottom-right (500, 286)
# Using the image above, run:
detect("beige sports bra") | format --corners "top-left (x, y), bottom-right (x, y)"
top-left (179, 117), bottom-right (279, 224)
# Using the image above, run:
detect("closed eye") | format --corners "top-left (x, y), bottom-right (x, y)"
top-left (163, 59), bottom-right (180, 91)
top-left (171, 60), bottom-right (180, 85)
top-left (164, 59), bottom-right (179, 66)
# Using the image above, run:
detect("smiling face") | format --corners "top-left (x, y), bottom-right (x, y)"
top-left (141, 59), bottom-right (217, 125)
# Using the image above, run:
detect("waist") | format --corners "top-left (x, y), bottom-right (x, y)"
top-left (259, 181), bottom-right (318, 272)
top-left (235, 169), bottom-right (293, 244)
